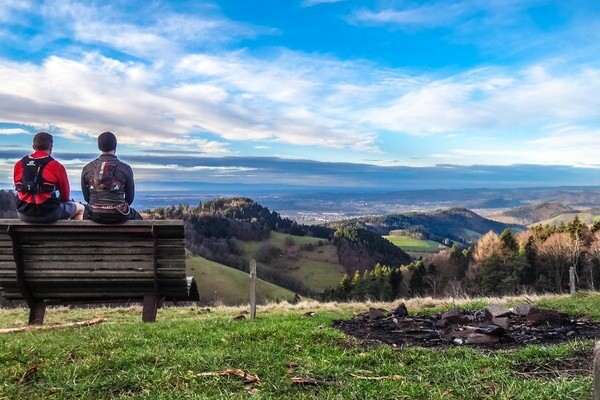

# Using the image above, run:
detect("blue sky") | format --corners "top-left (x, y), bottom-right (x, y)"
top-left (1, 0), bottom-right (600, 191)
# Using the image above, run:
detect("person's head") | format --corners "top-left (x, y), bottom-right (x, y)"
top-left (32, 132), bottom-right (53, 154)
top-left (98, 131), bottom-right (117, 153)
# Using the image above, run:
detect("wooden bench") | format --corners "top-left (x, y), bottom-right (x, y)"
top-left (0, 219), bottom-right (198, 324)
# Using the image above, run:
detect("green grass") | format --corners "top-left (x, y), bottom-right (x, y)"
top-left (242, 232), bottom-right (323, 259)
top-left (269, 231), bottom-right (323, 247)
top-left (241, 232), bottom-right (344, 293)
top-left (1, 294), bottom-right (598, 399)
top-left (384, 235), bottom-right (444, 252)
top-left (187, 256), bottom-right (296, 305)
top-left (287, 259), bottom-right (346, 292)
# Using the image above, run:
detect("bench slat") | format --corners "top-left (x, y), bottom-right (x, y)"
top-left (0, 220), bottom-right (195, 322)
top-left (0, 260), bottom-right (185, 271)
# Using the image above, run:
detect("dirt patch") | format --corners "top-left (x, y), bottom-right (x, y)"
top-left (514, 351), bottom-right (592, 380)
top-left (332, 304), bottom-right (600, 351)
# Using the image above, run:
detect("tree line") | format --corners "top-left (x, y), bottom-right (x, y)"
top-left (326, 216), bottom-right (600, 301)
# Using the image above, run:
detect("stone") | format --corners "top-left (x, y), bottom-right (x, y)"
top-left (435, 319), bottom-right (449, 328)
top-left (465, 333), bottom-right (500, 345)
top-left (492, 317), bottom-right (511, 330)
top-left (392, 303), bottom-right (409, 318)
top-left (441, 310), bottom-right (466, 324)
top-left (485, 304), bottom-right (513, 320)
top-left (513, 303), bottom-right (531, 316)
top-left (368, 308), bottom-right (386, 320)
top-left (526, 306), bottom-right (564, 326)
top-left (475, 324), bottom-right (505, 336)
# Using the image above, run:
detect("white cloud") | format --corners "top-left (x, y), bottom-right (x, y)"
top-left (352, 2), bottom-right (474, 28)
top-left (0, 128), bottom-right (28, 134)
top-left (38, 1), bottom-right (273, 60)
top-left (361, 65), bottom-right (600, 136)
top-left (301, 0), bottom-right (345, 7)
top-left (0, 0), bottom-right (30, 22)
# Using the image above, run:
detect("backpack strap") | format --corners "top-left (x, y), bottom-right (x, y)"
top-left (15, 156), bottom-right (56, 194)
top-left (89, 158), bottom-right (124, 192)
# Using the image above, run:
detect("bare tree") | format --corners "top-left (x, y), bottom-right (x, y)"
top-left (467, 231), bottom-right (502, 284)
top-left (536, 232), bottom-right (579, 292)
top-left (587, 231), bottom-right (600, 291)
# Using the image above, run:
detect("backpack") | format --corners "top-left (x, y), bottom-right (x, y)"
top-left (15, 156), bottom-right (56, 194)
top-left (89, 159), bottom-right (124, 192)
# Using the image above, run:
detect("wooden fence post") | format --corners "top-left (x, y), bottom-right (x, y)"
top-left (249, 259), bottom-right (257, 320)
top-left (594, 341), bottom-right (600, 400)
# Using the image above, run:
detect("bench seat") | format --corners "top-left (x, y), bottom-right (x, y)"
top-left (0, 219), bottom-right (198, 324)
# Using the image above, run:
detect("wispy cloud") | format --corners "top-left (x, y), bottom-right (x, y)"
top-left (351, 1), bottom-right (476, 28)
top-left (0, 128), bottom-right (28, 134)
top-left (361, 64), bottom-right (600, 136)
top-left (37, 1), bottom-right (274, 59)
top-left (301, 0), bottom-right (345, 7)
top-left (0, 0), bottom-right (30, 23)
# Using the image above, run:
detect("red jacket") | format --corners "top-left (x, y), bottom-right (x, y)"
top-left (13, 151), bottom-right (71, 215)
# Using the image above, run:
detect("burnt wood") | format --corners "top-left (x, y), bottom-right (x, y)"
top-left (0, 219), bottom-right (198, 324)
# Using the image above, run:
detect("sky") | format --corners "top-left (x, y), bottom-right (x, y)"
top-left (1, 0), bottom-right (600, 192)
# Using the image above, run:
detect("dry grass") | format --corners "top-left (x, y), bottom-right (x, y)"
top-left (0, 292), bottom-right (574, 329)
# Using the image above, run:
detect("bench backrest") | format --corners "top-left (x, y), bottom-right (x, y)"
top-left (0, 220), bottom-right (191, 302)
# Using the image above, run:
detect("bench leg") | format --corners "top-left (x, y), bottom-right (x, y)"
top-left (142, 295), bottom-right (158, 322)
top-left (28, 302), bottom-right (46, 325)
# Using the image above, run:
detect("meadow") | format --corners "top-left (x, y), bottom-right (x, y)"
top-left (186, 256), bottom-right (296, 305)
top-left (1, 293), bottom-right (598, 399)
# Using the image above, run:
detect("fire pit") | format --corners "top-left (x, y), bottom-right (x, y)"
top-left (333, 303), bottom-right (600, 350)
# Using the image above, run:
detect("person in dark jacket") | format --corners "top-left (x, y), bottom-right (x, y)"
top-left (81, 131), bottom-right (142, 223)
top-left (13, 132), bottom-right (84, 222)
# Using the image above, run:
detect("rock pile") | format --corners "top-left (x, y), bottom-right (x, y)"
top-left (333, 303), bottom-right (600, 349)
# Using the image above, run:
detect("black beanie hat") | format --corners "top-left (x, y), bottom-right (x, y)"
top-left (98, 131), bottom-right (117, 151)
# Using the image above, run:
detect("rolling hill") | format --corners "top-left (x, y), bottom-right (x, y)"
top-left (328, 207), bottom-right (525, 246)
top-left (498, 202), bottom-right (576, 225)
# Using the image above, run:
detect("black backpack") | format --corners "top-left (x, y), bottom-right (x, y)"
top-left (89, 159), bottom-right (124, 192)
top-left (15, 156), bottom-right (56, 194)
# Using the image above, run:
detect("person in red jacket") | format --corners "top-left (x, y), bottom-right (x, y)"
top-left (13, 132), bottom-right (84, 223)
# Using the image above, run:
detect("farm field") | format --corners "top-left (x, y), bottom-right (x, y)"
top-left (0, 293), bottom-right (597, 399)
top-left (384, 235), bottom-right (445, 255)
top-left (383, 235), bottom-right (442, 251)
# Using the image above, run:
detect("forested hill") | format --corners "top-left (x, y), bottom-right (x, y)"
top-left (327, 207), bottom-right (525, 246)
top-left (149, 197), bottom-right (411, 277)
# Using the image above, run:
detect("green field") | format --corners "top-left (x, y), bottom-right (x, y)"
top-left (1, 293), bottom-right (598, 399)
top-left (287, 259), bottom-right (346, 292)
top-left (269, 231), bottom-right (323, 247)
top-left (187, 256), bottom-right (296, 305)
top-left (241, 232), bottom-right (344, 293)
top-left (384, 235), bottom-right (444, 252)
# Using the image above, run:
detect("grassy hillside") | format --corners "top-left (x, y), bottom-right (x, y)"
top-left (0, 293), bottom-right (597, 399)
top-left (500, 202), bottom-right (575, 225)
top-left (384, 235), bottom-right (443, 252)
top-left (242, 231), bottom-right (346, 292)
top-left (535, 212), bottom-right (600, 227)
top-left (187, 256), bottom-right (296, 304)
